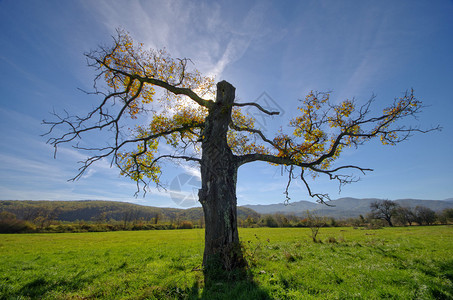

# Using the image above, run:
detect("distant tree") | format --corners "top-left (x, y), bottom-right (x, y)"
top-left (414, 206), bottom-right (436, 225)
top-left (328, 217), bottom-right (337, 227)
top-left (153, 213), bottom-right (160, 224)
top-left (30, 207), bottom-right (60, 229)
top-left (305, 210), bottom-right (326, 242)
top-left (441, 208), bottom-right (453, 224)
top-left (122, 209), bottom-right (140, 228)
top-left (0, 211), bottom-right (16, 221)
top-left (263, 215), bottom-right (279, 228)
top-left (245, 216), bottom-right (257, 228)
top-left (274, 214), bottom-right (290, 227)
top-left (286, 214), bottom-right (299, 226)
top-left (370, 200), bottom-right (399, 227)
top-left (0, 211), bottom-right (34, 234)
top-left (22, 206), bottom-right (41, 222)
top-left (345, 217), bottom-right (360, 227)
top-left (359, 214), bottom-right (366, 225)
top-left (394, 206), bottom-right (416, 226)
top-left (43, 29), bottom-right (439, 281)
top-left (94, 211), bottom-right (108, 223)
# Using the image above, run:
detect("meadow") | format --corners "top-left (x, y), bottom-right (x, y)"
top-left (0, 226), bottom-right (452, 299)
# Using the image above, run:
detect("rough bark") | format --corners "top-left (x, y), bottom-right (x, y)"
top-left (198, 81), bottom-right (246, 281)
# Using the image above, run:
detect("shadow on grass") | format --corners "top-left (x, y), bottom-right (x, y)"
top-left (426, 259), bottom-right (453, 299)
top-left (136, 270), bottom-right (271, 300)
top-left (187, 274), bottom-right (272, 300)
top-left (183, 241), bottom-right (272, 299)
top-left (17, 271), bottom-right (96, 299)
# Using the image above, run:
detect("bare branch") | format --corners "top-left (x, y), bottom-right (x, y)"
top-left (237, 90), bottom-right (440, 203)
top-left (132, 72), bottom-right (214, 108)
top-left (283, 165), bottom-right (294, 204)
top-left (233, 102), bottom-right (280, 115)
top-left (229, 121), bottom-right (278, 148)
top-left (62, 122), bottom-right (203, 182)
top-left (300, 169), bottom-right (332, 205)
top-left (237, 153), bottom-right (305, 167)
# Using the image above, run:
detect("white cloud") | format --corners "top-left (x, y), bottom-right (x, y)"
top-left (0, 153), bottom-right (69, 182)
top-left (181, 164), bottom-right (201, 180)
top-left (84, 1), bottom-right (269, 80)
top-left (208, 2), bottom-right (269, 77)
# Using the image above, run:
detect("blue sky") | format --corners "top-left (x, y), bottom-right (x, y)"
top-left (0, 0), bottom-right (452, 208)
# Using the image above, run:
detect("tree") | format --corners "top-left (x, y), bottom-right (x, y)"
top-left (44, 30), bottom-right (438, 282)
top-left (394, 206), bottom-right (416, 226)
top-left (244, 216), bottom-right (257, 228)
top-left (153, 213), bottom-right (160, 225)
top-left (370, 200), bottom-right (399, 227)
top-left (441, 208), bottom-right (453, 224)
top-left (263, 215), bottom-right (278, 228)
top-left (21, 206), bottom-right (60, 229)
top-left (305, 210), bottom-right (326, 242)
top-left (0, 211), bottom-right (16, 221)
top-left (414, 206), bottom-right (437, 225)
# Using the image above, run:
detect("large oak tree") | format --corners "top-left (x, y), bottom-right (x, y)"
top-left (44, 30), bottom-right (438, 281)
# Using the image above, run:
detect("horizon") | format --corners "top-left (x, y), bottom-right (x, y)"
top-left (1, 1), bottom-right (452, 208)
top-left (2, 197), bottom-right (452, 210)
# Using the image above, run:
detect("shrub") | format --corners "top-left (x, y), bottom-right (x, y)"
top-left (0, 219), bottom-right (35, 233)
top-left (178, 221), bottom-right (193, 229)
top-left (365, 220), bottom-right (383, 230)
top-left (284, 251), bottom-right (297, 262)
top-left (326, 236), bottom-right (337, 243)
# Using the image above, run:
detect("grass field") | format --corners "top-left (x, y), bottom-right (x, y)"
top-left (0, 226), bottom-right (452, 299)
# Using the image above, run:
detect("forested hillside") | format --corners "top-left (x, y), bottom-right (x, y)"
top-left (0, 200), bottom-right (260, 224)
top-left (2, 199), bottom-right (451, 234)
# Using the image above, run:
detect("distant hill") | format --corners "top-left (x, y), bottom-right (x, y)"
top-left (2, 198), bottom-right (451, 222)
top-left (244, 197), bottom-right (453, 219)
top-left (0, 200), bottom-right (260, 223)
top-left (241, 200), bottom-right (318, 215)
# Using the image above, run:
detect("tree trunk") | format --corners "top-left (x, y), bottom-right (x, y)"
top-left (198, 81), bottom-right (246, 282)
top-left (385, 216), bottom-right (393, 227)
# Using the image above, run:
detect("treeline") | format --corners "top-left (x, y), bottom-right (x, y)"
top-left (242, 202), bottom-right (453, 229)
top-left (368, 200), bottom-right (453, 227)
top-left (0, 200), bottom-right (259, 233)
top-left (1, 200), bottom-right (452, 234)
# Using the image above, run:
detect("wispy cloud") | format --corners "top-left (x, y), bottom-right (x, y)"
top-left (85, 1), bottom-right (269, 79)
top-left (207, 2), bottom-right (269, 77)
top-left (180, 164), bottom-right (201, 181)
top-left (0, 153), bottom-right (69, 182)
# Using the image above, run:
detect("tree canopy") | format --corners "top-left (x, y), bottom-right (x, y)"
top-left (44, 30), bottom-right (438, 204)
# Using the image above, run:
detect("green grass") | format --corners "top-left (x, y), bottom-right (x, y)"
top-left (0, 226), bottom-right (452, 299)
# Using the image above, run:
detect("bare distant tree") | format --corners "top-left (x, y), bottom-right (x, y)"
top-left (370, 200), bottom-right (399, 227)
top-left (153, 213), bottom-right (160, 225)
top-left (305, 210), bottom-right (326, 242)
